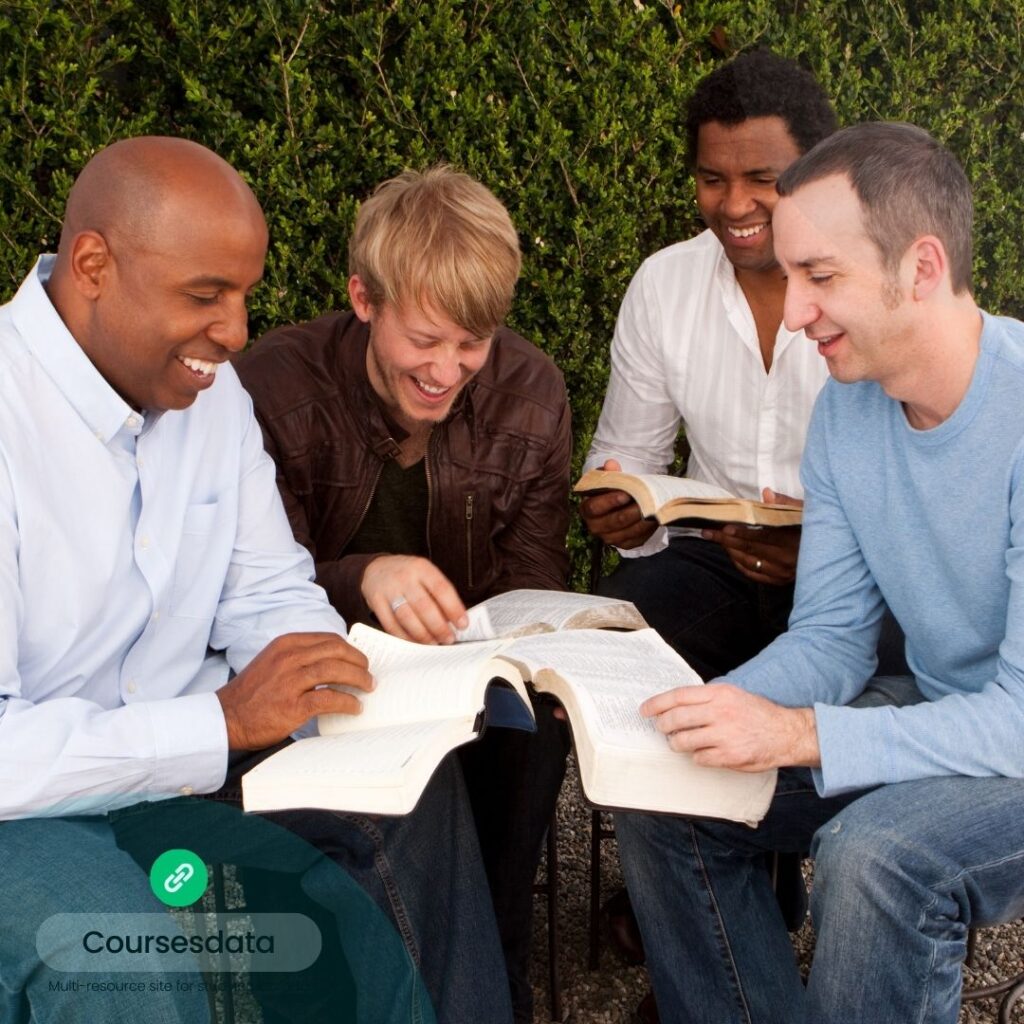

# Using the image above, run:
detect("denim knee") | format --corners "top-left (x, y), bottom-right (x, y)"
top-left (809, 807), bottom-right (954, 932)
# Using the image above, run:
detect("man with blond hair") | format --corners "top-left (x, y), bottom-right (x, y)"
top-left (238, 165), bottom-right (572, 1021)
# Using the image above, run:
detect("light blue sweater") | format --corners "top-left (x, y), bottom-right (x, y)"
top-left (729, 312), bottom-right (1024, 795)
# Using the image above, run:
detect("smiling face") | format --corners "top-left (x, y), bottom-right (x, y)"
top-left (76, 191), bottom-right (268, 413)
top-left (695, 116), bottom-right (804, 276)
top-left (350, 275), bottom-right (493, 433)
top-left (773, 173), bottom-right (916, 386)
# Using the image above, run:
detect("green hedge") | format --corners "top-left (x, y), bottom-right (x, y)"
top-left (2, 0), bottom-right (1022, 584)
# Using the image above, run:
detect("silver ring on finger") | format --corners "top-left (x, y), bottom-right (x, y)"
top-left (754, 559), bottom-right (762, 571)
top-left (389, 595), bottom-right (408, 612)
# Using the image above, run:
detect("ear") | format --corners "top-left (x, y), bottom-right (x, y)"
top-left (909, 236), bottom-right (947, 301)
top-left (347, 275), bottom-right (375, 323)
top-left (66, 230), bottom-right (112, 301)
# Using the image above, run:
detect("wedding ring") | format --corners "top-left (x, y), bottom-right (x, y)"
top-left (389, 595), bottom-right (408, 612)
top-left (754, 559), bottom-right (762, 571)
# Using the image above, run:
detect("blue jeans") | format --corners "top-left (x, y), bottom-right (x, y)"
top-left (1, 752), bottom-right (511, 1024)
top-left (0, 816), bottom-right (211, 1024)
top-left (616, 680), bottom-right (1024, 1024)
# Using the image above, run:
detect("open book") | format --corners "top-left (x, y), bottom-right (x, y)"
top-left (575, 468), bottom-right (802, 528)
top-left (242, 603), bottom-right (775, 826)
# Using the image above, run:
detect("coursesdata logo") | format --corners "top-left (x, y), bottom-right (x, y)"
top-left (149, 849), bottom-right (208, 907)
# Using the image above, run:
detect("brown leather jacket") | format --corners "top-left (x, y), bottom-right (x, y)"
top-left (237, 311), bottom-right (572, 626)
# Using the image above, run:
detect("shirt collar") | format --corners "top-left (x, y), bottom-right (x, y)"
top-left (712, 237), bottom-right (803, 360)
top-left (10, 255), bottom-right (143, 445)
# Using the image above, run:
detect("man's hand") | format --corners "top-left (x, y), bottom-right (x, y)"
top-left (641, 682), bottom-right (820, 771)
top-left (216, 633), bottom-right (373, 751)
top-left (361, 555), bottom-right (468, 645)
top-left (579, 459), bottom-right (658, 549)
top-left (702, 488), bottom-right (803, 585)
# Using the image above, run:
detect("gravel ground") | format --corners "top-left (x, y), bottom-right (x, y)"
top-left (529, 753), bottom-right (1024, 1024)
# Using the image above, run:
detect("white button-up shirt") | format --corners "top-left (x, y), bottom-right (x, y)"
top-left (585, 230), bottom-right (828, 555)
top-left (0, 257), bottom-right (346, 819)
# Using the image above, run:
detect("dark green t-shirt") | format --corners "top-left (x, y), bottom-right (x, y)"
top-left (344, 456), bottom-right (429, 558)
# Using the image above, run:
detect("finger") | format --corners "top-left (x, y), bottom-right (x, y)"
top-left (602, 459), bottom-right (622, 472)
top-left (668, 729), bottom-right (734, 758)
top-left (650, 707), bottom-right (720, 738)
top-left (581, 489), bottom-right (637, 520)
top-left (302, 687), bottom-right (365, 719)
top-left (589, 503), bottom-right (647, 542)
top-left (303, 635), bottom-right (370, 671)
top-left (420, 569), bottom-right (468, 631)
top-left (368, 595), bottom-right (419, 643)
top-left (726, 547), bottom-right (782, 584)
top-left (639, 685), bottom-right (711, 717)
top-left (399, 590), bottom-right (457, 645)
top-left (763, 488), bottom-right (803, 509)
top-left (311, 657), bottom-right (375, 692)
top-left (279, 650), bottom-right (375, 695)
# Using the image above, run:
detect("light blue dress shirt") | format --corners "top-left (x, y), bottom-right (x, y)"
top-left (0, 256), bottom-right (346, 818)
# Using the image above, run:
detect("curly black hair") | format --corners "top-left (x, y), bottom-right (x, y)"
top-left (685, 49), bottom-right (838, 166)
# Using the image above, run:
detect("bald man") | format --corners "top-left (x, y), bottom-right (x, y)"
top-left (0, 138), bottom-right (510, 1024)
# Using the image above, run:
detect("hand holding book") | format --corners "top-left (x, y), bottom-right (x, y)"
top-left (700, 488), bottom-right (803, 585)
top-left (578, 458), bottom-right (659, 549)
top-left (575, 469), bottom-right (803, 529)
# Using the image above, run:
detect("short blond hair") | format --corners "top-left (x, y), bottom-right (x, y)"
top-left (348, 165), bottom-right (521, 337)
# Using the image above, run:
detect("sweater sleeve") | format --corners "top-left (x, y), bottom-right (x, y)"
top-left (727, 387), bottom-right (886, 711)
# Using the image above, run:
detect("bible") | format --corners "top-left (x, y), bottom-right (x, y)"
top-left (574, 468), bottom-right (802, 527)
top-left (241, 592), bottom-right (775, 825)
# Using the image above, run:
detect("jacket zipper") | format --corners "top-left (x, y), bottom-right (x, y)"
top-left (424, 430), bottom-right (435, 562)
top-left (336, 460), bottom-right (385, 560)
top-left (464, 492), bottom-right (475, 590)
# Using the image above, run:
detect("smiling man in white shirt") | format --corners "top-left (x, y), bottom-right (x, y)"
top-left (0, 137), bottom-right (509, 1024)
top-left (581, 50), bottom-right (837, 680)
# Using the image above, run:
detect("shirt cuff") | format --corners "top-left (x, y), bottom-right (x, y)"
top-left (812, 703), bottom-right (897, 796)
top-left (146, 691), bottom-right (229, 798)
top-left (617, 526), bottom-right (669, 559)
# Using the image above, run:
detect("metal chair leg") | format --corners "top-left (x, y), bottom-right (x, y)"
top-left (532, 811), bottom-right (563, 1021)
top-left (588, 808), bottom-right (616, 970)
top-left (545, 816), bottom-right (563, 1021)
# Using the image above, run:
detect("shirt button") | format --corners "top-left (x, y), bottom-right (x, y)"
top-left (180, 786), bottom-right (194, 796)
top-left (126, 680), bottom-right (137, 694)
top-left (126, 415), bottom-right (140, 428)
top-left (137, 457), bottom-right (144, 468)
top-left (139, 536), bottom-right (150, 549)
top-left (151, 611), bottom-right (160, 621)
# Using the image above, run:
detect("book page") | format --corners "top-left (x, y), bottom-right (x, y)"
top-left (504, 628), bottom-right (702, 749)
top-left (319, 625), bottom-right (515, 735)
top-left (248, 722), bottom-right (454, 779)
top-left (455, 589), bottom-right (644, 641)
top-left (627, 473), bottom-right (736, 506)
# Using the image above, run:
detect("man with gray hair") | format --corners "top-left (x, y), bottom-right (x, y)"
top-left (616, 122), bottom-right (1024, 1023)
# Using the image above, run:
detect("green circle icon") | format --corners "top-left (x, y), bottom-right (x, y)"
top-left (149, 849), bottom-right (208, 907)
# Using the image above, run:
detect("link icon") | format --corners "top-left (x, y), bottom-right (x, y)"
top-left (149, 849), bottom-right (208, 907)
